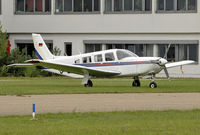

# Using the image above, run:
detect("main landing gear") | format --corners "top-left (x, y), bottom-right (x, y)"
top-left (84, 79), bottom-right (93, 87)
top-left (82, 73), bottom-right (93, 87)
top-left (149, 74), bottom-right (157, 88)
top-left (132, 76), bottom-right (141, 87)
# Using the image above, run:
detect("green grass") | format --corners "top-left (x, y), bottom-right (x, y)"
top-left (0, 110), bottom-right (200, 135)
top-left (0, 77), bottom-right (200, 95)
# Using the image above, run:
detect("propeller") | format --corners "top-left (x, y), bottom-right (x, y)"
top-left (162, 44), bottom-right (171, 80)
top-left (151, 44), bottom-right (171, 80)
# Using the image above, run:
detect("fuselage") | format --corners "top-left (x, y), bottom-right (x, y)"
top-left (46, 49), bottom-right (165, 77)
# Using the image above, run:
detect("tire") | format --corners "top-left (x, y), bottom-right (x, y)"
top-left (132, 81), bottom-right (136, 87)
top-left (149, 82), bottom-right (157, 88)
top-left (88, 80), bottom-right (93, 87)
top-left (135, 80), bottom-right (141, 87)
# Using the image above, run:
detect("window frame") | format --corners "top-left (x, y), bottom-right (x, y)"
top-left (104, 0), bottom-right (152, 14)
top-left (156, 0), bottom-right (197, 13)
top-left (15, 0), bottom-right (51, 14)
top-left (54, 0), bottom-right (100, 14)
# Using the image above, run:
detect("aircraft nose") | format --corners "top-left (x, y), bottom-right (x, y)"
top-left (159, 58), bottom-right (168, 65)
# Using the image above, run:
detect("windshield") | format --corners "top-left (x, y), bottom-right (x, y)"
top-left (116, 50), bottom-right (138, 60)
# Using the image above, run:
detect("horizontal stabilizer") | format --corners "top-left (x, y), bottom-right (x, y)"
top-left (7, 63), bottom-right (34, 67)
top-left (166, 60), bottom-right (195, 68)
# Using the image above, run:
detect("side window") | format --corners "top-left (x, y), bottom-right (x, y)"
top-left (82, 56), bottom-right (92, 63)
top-left (94, 54), bottom-right (102, 62)
top-left (105, 52), bottom-right (115, 61)
top-left (74, 59), bottom-right (80, 64)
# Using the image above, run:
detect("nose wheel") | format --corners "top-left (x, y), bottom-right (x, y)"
top-left (132, 76), bottom-right (141, 87)
top-left (149, 74), bottom-right (157, 88)
top-left (84, 79), bottom-right (93, 87)
top-left (149, 82), bottom-right (157, 88)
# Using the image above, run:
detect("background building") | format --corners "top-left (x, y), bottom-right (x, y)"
top-left (0, 0), bottom-right (199, 77)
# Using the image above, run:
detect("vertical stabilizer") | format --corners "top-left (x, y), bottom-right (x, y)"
top-left (32, 34), bottom-right (54, 60)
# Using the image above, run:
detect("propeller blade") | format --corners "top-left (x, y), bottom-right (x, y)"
top-left (163, 66), bottom-right (170, 80)
top-left (163, 44), bottom-right (171, 59)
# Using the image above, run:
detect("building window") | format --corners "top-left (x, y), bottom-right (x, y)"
top-left (158, 44), bottom-right (198, 62)
top-left (105, 0), bottom-right (152, 13)
top-left (85, 44), bottom-right (102, 53)
top-left (157, 0), bottom-right (197, 13)
top-left (55, 0), bottom-right (100, 13)
top-left (65, 42), bottom-right (72, 56)
top-left (105, 44), bottom-right (153, 57)
top-left (15, 0), bottom-right (51, 14)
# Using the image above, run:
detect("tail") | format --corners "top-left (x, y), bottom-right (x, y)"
top-left (32, 34), bottom-right (54, 60)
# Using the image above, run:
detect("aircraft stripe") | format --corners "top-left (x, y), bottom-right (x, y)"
top-left (76, 61), bottom-right (151, 67)
top-left (35, 49), bottom-right (43, 60)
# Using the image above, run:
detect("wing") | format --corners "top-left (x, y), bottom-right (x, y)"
top-left (166, 60), bottom-right (195, 68)
top-left (26, 59), bottom-right (121, 77)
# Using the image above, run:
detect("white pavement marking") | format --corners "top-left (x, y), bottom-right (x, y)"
top-left (0, 93), bottom-right (200, 116)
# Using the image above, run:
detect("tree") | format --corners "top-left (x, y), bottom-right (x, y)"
top-left (0, 23), bottom-right (8, 67)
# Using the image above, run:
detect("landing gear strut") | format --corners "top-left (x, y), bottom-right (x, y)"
top-left (84, 79), bottom-right (93, 87)
top-left (149, 74), bottom-right (157, 88)
top-left (132, 76), bottom-right (141, 87)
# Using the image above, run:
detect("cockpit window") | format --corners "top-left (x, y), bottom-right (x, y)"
top-left (105, 52), bottom-right (115, 61)
top-left (117, 50), bottom-right (138, 60)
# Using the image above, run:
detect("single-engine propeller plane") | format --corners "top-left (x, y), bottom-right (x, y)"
top-left (9, 34), bottom-right (195, 88)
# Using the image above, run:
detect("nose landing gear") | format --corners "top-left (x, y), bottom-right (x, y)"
top-left (149, 74), bottom-right (157, 88)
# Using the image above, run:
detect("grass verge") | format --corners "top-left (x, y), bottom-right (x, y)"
top-left (0, 110), bottom-right (200, 135)
top-left (0, 77), bottom-right (200, 95)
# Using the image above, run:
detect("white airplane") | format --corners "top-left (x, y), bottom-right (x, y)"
top-left (9, 34), bottom-right (195, 88)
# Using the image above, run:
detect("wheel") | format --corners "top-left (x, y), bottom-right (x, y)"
top-left (135, 80), bottom-right (141, 87)
top-left (88, 80), bottom-right (93, 87)
top-left (84, 80), bottom-right (93, 87)
top-left (149, 82), bottom-right (157, 88)
top-left (132, 80), bottom-right (141, 87)
top-left (132, 81), bottom-right (136, 86)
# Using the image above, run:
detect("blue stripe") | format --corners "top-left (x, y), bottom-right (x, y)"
top-left (35, 49), bottom-right (43, 60)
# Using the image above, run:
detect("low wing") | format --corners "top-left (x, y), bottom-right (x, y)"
top-left (166, 60), bottom-right (195, 68)
top-left (26, 59), bottom-right (121, 77)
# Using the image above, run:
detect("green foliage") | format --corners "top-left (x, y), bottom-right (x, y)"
top-left (0, 24), bottom-right (8, 66)
top-left (53, 46), bottom-right (61, 56)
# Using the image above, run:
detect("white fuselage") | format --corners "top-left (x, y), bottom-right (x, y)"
top-left (45, 49), bottom-right (164, 77)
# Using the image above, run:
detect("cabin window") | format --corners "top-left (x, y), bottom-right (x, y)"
top-left (105, 52), bottom-right (115, 61)
top-left (83, 56), bottom-right (92, 63)
top-left (94, 54), bottom-right (103, 62)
